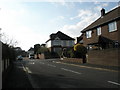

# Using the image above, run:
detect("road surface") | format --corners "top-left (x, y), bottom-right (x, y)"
top-left (19, 59), bottom-right (119, 88)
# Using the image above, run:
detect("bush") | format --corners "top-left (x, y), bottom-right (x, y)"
top-left (67, 48), bottom-right (75, 58)
top-left (51, 52), bottom-right (59, 58)
top-left (44, 51), bottom-right (51, 59)
top-left (73, 43), bottom-right (87, 58)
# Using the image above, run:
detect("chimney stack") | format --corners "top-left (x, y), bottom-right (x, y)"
top-left (101, 8), bottom-right (105, 16)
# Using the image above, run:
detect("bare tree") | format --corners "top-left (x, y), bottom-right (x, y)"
top-left (7, 38), bottom-right (18, 47)
top-left (0, 32), bottom-right (18, 47)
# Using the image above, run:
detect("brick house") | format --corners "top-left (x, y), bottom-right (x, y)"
top-left (76, 34), bottom-right (84, 44)
top-left (46, 31), bottom-right (75, 53)
top-left (81, 6), bottom-right (120, 50)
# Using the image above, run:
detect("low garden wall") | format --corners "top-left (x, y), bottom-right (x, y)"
top-left (87, 48), bottom-right (119, 67)
top-left (61, 48), bottom-right (119, 67)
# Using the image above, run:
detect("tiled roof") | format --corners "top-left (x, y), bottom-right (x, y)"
top-left (54, 31), bottom-right (75, 40)
top-left (46, 31), bottom-right (75, 42)
top-left (81, 6), bottom-right (120, 33)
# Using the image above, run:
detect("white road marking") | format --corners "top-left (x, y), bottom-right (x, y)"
top-left (108, 81), bottom-right (120, 86)
top-left (56, 62), bottom-right (118, 72)
top-left (54, 62), bottom-right (61, 63)
top-left (25, 67), bottom-right (32, 73)
top-left (32, 62), bottom-right (35, 64)
top-left (21, 63), bottom-right (32, 73)
top-left (61, 68), bottom-right (81, 75)
top-left (21, 64), bottom-right (27, 71)
top-left (21, 63), bottom-right (39, 88)
top-left (39, 62), bottom-right (44, 64)
top-left (22, 66), bottom-right (27, 72)
top-left (29, 62), bottom-right (35, 64)
top-left (47, 64), bottom-right (56, 67)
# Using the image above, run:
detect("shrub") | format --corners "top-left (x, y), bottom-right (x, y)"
top-left (73, 43), bottom-right (87, 58)
top-left (67, 48), bottom-right (75, 58)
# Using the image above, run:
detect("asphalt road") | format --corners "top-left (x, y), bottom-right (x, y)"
top-left (21, 59), bottom-right (119, 88)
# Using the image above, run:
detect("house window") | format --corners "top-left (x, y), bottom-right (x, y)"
top-left (97, 27), bottom-right (101, 36)
top-left (86, 31), bottom-right (92, 38)
top-left (108, 21), bottom-right (117, 32)
top-left (66, 41), bottom-right (69, 46)
top-left (54, 40), bottom-right (61, 45)
top-left (69, 41), bottom-right (74, 46)
top-left (63, 41), bottom-right (66, 46)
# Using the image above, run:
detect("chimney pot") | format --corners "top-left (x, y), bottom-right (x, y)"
top-left (101, 8), bottom-right (105, 16)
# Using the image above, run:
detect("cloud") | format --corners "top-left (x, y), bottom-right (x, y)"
top-left (0, 0), bottom-right (119, 3)
top-left (59, 8), bottom-right (100, 38)
top-left (59, 2), bottom-right (110, 38)
top-left (94, 2), bottom-right (109, 11)
top-left (59, 16), bottom-right (65, 19)
top-left (70, 10), bottom-right (93, 20)
top-left (50, 1), bottom-right (76, 9)
top-left (50, 16), bottom-right (65, 23)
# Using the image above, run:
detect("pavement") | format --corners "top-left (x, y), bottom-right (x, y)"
top-left (2, 61), bottom-right (33, 89)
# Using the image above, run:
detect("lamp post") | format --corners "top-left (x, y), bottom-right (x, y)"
top-left (0, 28), bottom-right (2, 42)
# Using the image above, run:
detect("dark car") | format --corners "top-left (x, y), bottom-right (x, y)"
top-left (17, 55), bottom-right (23, 61)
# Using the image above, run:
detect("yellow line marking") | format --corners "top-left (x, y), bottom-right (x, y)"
top-left (56, 62), bottom-right (118, 72)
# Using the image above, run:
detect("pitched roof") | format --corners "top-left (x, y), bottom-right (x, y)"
top-left (81, 6), bottom-right (120, 33)
top-left (46, 31), bottom-right (75, 43)
top-left (77, 34), bottom-right (83, 43)
top-left (55, 31), bottom-right (75, 40)
top-left (28, 47), bottom-right (34, 51)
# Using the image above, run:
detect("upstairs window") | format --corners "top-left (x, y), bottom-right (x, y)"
top-left (97, 27), bottom-right (101, 36)
top-left (69, 41), bottom-right (74, 46)
top-left (66, 41), bottom-right (69, 46)
top-left (86, 31), bottom-right (92, 38)
top-left (63, 41), bottom-right (66, 46)
top-left (108, 21), bottom-right (117, 32)
top-left (54, 40), bottom-right (61, 45)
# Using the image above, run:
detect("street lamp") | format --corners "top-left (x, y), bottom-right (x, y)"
top-left (0, 28), bottom-right (1, 42)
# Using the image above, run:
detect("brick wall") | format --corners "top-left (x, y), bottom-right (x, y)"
top-left (62, 48), bottom-right (119, 67)
top-left (87, 48), bottom-right (119, 66)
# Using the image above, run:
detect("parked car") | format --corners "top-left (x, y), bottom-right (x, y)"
top-left (17, 55), bottom-right (23, 61)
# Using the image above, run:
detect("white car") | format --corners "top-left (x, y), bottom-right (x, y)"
top-left (29, 54), bottom-right (34, 59)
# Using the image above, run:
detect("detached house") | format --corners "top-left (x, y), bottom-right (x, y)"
top-left (81, 6), bottom-right (120, 50)
top-left (27, 47), bottom-right (34, 59)
top-left (46, 31), bottom-right (75, 53)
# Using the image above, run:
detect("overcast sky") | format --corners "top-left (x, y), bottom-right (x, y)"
top-left (0, 0), bottom-right (119, 51)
